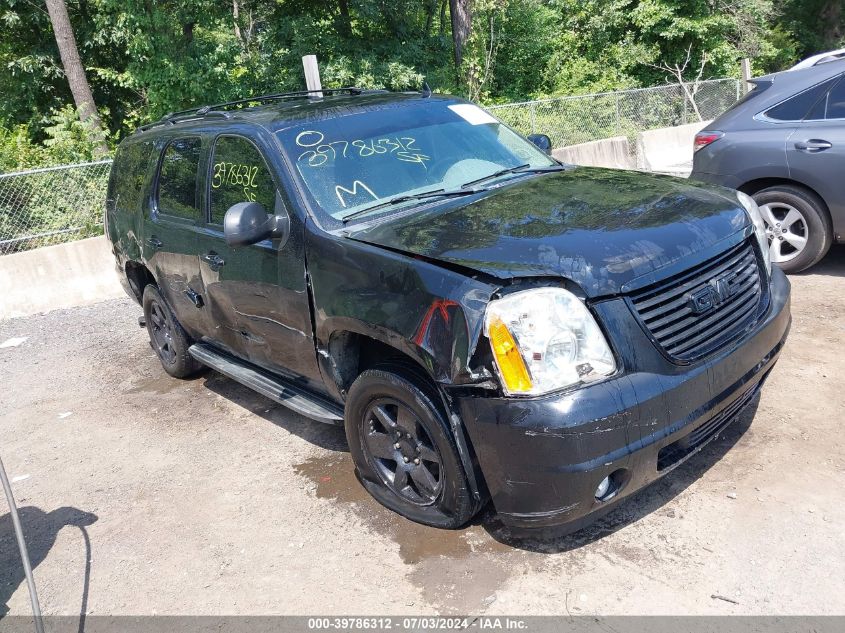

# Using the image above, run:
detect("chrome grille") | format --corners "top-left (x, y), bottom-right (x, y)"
top-left (630, 241), bottom-right (765, 361)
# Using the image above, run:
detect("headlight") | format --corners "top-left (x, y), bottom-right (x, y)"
top-left (483, 288), bottom-right (616, 396)
top-left (737, 191), bottom-right (771, 276)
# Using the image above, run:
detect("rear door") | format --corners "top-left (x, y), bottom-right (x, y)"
top-left (142, 136), bottom-right (207, 338)
top-left (194, 133), bottom-right (323, 387)
top-left (786, 73), bottom-right (845, 231)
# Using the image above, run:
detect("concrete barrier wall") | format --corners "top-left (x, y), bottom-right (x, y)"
top-left (0, 235), bottom-right (125, 320)
top-left (552, 136), bottom-right (635, 170)
top-left (636, 119), bottom-right (712, 173)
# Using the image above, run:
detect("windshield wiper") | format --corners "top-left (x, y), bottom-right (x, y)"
top-left (339, 163), bottom-right (568, 224)
top-left (461, 163), bottom-right (567, 188)
top-left (340, 188), bottom-right (485, 224)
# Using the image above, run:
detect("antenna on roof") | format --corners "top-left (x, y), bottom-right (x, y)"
top-left (421, 81), bottom-right (432, 98)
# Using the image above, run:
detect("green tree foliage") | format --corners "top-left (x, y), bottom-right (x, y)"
top-left (0, 0), bottom-right (841, 165)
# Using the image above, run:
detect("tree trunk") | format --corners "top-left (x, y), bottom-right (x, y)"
top-left (450, 0), bottom-right (472, 70)
top-left (820, 0), bottom-right (844, 49)
top-left (424, 0), bottom-right (436, 37)
top-left (233, 0), bottom-right (242, 43)
top-left (337, 0), bottom-right (352, 37)
top-left (44, 0), bottom-right (108, 156)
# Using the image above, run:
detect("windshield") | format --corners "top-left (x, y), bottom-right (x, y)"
top-left (276, 100), bottom-right (556, 224)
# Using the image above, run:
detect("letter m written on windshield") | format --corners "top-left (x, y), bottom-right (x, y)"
top-left (335, 180), bottom-right (377, 208)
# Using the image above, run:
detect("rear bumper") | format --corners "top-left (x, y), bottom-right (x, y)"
top-left (689, 169), bottom-right (742, 190)
top-left (455, 266), bottom-right (791, 534)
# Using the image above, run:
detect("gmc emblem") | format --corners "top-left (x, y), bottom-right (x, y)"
top-left (687, 271), bottom-right (739, 315)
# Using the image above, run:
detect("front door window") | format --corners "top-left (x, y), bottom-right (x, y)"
top-left (209, 136), bottom-right (277, 225)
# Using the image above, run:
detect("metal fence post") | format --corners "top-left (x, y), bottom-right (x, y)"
top-left (741, 58), bottom-right (752, 95)
top-left (530, 102), bottom-right (537, 135)
top-left (615, 94), bottom-right (621, 135)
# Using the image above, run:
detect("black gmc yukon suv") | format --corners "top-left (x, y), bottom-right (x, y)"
top-left (105, 88), bottom-right (791, 534)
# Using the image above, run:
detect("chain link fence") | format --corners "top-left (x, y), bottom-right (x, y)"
top-left (0, 159), bottom-right (112, 254)
top-left (0, 78), bottom-right (743, 256)
top-left (488, 78), bottom-right (741, 148)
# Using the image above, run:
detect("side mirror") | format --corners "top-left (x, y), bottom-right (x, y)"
top-left (223, 201), bottom-right (290, 247)
top-left (527, 133), bottom-right (553, 155)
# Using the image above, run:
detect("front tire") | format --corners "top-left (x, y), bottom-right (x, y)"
top-left (142, 285), bottom-right (200, 378)
top-left (753, 185), bottom-right (832, 273)
top-left (344, 368), bottom-right (479, 529)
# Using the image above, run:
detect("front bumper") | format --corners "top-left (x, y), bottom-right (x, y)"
top-left (455, 266), bottom-right (791, 533)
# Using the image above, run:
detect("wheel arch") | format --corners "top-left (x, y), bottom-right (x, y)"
top-left (124, 260), bottom-right (156, 304)
top-left (738, 177), bottom-right (832, 226)
top-left (322, 327), bottom-right (487, 502)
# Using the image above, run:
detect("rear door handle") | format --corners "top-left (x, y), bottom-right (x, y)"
top-left (794, 139), bottom-right (832, 153)
top-left (146, 236), bottom-right (163, 249)
top-left (201, 252), bottom-right (226, 271)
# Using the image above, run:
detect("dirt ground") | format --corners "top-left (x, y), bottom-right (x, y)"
top-left (1, 248), bottom-right (844, 617)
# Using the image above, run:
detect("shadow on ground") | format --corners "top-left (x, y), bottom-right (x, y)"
top-left (196, 350), bottom-right (762, 555)
top-left (0, 506), bottom-right (97, 619)
top-left (799, 244), bottom-right (845, 277)
top-left (201, 372), bottom-right (348, 452)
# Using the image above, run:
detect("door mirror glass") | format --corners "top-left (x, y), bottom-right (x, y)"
top-left (223, 201), bottom-right (290, 246)
top-left (527, 133), bottom-right (552, 155)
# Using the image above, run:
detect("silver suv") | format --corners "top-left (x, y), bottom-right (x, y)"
top-left (692, 56), bottom-right (845, 273)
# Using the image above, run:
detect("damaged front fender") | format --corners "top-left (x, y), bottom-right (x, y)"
top-left (305, 226), bottom-right (500, 399)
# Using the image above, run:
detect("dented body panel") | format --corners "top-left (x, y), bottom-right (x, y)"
top-left (304, 225), bottom-right (498, 399)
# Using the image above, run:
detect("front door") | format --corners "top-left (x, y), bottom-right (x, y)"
top-left (194, 134), bottom-right (323, 388)
top-left (141, 136), bottom-right (206, 339)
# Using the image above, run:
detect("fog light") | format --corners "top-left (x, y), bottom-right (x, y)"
top-left (595, 476), bottom-right (611, 500)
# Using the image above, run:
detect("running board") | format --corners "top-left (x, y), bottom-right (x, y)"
top-left (188, 343), bottom-right (344, 424)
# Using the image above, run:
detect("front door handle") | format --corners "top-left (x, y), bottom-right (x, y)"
top-left (146, 236), bottom-right (163, 249)
top-left (794, 139), bottom-right (832, 153)
top-left (201, 252), bottom-right (226, 271)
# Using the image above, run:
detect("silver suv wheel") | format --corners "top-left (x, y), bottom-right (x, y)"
top-left (759, 202), bottom-right (809, 263)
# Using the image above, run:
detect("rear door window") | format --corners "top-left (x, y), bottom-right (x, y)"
top-left (209, 136), bottom-right (277, 225)
top-left (109, 140), bottom-right (155, 214)
top-left (156, 137), bottom-right (202, 221)
top-left (764, 78), bottom-right (838, 121)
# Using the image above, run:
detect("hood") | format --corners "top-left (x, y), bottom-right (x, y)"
top-left (344, 167), bottom-right (750, 298)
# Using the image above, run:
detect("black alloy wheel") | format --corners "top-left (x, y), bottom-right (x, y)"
top-left (344, 368), bottom-right (481, 528)
top-left (142, 285), bottom-right (201, 378)
top-left (148, 300), bottom-right (177, 366)
top-left (362, 397), bottom-right (443, 505)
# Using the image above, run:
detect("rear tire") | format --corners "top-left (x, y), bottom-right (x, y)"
top-left (752, 185), bottom-right (832, 273)
top-left (344, 368), bottom-right (480, 529)
top-left (142, 285), bottom-right (200, 378)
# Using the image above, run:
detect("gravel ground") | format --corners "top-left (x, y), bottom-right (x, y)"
top-left (1, 248), bottom-right (844, 616)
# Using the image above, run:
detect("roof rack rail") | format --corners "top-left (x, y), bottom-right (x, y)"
top-left (789, 48), bottom-right (845, 71)
top-left (136, 86), bottom-right (368, 133)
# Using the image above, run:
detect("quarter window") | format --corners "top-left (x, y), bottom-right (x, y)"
top-left (209, 136), bottom-right (277, 225)
top-left (157, 138), bottom-right (202, 220)
top-left (763, 78), bottom-right (838, 122)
